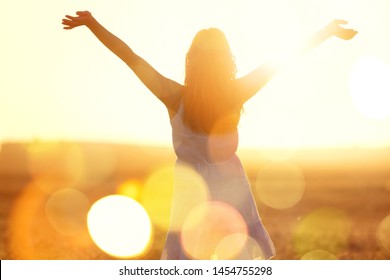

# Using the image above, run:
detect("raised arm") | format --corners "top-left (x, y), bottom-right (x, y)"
top-left (62, 11), bottom-right (183, 113)
top-left (236, 19), bottom-right (358, 104)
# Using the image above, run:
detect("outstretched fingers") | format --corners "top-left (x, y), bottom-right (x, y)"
top-left (62, 14), bottom-right (84, 29)
top-left (340, 28), bottom-right (358, 40)
top-left (62, 19), bottom-right (73, 29)
top-left (62, 11), bottom-right (93, 30)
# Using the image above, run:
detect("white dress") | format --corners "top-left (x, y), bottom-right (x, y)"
top-left (160, 104), bottom-right (276, 260)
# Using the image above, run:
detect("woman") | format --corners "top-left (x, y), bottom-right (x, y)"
top-left (62, 11), bottom-right (357, 260)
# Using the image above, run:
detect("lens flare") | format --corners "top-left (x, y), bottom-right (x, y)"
top-left (141, 164), bottom-right (209, 231)
top-left (83, 144), bottom-right (117, 184)
top-left (254, 162), bottom-right (305, 209)
top-left (25, 142), bottom-right (86, 191)
top-left (240, 236), bottom-right (265, 260)
top-left (87, 195), bottom-right (152, 258)
top-left (140, 165), bottom-right (174, 230)
top-left (207, 114), bottom-right (239, 162)
top-left (207, 134), bottom-right (238, 163)
top-left (45, 188), bottom-right (90, 236)
top-left (27, 174), bottom-right (65, 195)
top-left (8, 178), bottom-right (94, 259)
top-left (25, 141), bottom-right (62, 177)
top-left (294, 208), bottom-right (351, 257)
top-left (349, 56), bottom-right (390, 119)
top-left (61, 143), bottom-right (85, 186)
top-left (169, 163), bottom-right (209, 231)
top-left (181, 201), bottom-right (247, 260)
top-left (214, 234), bottom-right (264, 260)
top-left (8, 181), bottom-right (46, 259)
top-left (116, 179), bottom-right (142, 200)
top-left (376, 214), bottom-right (390, 254)
top-left (214, 233), bottom-right (248, 260)
top-left (301, 250), bottom-right (337, 260)
top-left (24, 141), bottom-right (60, 155)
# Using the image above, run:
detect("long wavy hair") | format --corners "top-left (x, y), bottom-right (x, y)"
top-left (183, 28), bottom-right (241, 135)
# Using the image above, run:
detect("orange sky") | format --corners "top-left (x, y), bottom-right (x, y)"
top-left (1, 0), bottom-right (390, 148)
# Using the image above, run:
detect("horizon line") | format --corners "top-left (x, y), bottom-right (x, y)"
top-left (1, 137), bottom-right (389, 151)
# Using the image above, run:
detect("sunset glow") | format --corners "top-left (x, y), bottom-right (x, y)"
top-left (2, 1), bottom-right (390, 261)
top-left (1, 0), bottom-right (390, 148)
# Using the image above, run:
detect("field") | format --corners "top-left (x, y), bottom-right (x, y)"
top-left (0, 141), bottom-right (389, 260)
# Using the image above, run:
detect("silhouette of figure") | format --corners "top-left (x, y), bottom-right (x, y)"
top-left (62, 11), bottom-right (357, 260)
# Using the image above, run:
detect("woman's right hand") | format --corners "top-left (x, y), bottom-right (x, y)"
top-left (62, 11), bottom-right (95, 30)
top-left (327, 19), bottom-right (358, 40)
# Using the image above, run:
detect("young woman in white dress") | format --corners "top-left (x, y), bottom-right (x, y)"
top-left (62, 11), bottom-right (357, 260)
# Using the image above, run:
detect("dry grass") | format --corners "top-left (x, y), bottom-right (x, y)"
top-left (0, 142), bottom-right (389, 260)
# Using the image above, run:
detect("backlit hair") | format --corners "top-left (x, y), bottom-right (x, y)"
top-left (183, 28), bottom-right (241, 134)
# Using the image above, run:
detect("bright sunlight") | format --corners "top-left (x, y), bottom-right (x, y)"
top-left (1, 0), bottom-right (390, 148)
top-left (87, 195), bottom-right (152, 258)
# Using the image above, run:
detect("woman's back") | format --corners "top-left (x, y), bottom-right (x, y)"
top-left (171, 103), bottom-right (239, 164)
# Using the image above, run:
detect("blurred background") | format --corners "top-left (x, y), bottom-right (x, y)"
top-left (1, 0), bottom-right (389, 259)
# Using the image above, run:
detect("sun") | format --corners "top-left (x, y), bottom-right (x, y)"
top-left (349, 56), bottom-right (390, 120)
